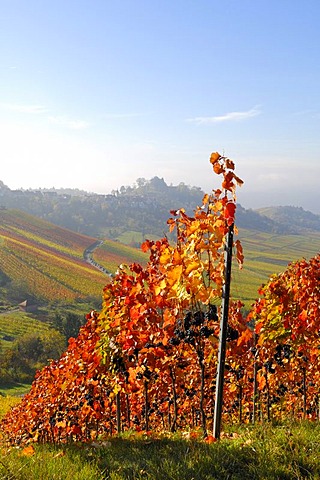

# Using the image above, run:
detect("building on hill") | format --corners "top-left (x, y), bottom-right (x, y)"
top-left (18, 300), bottom-right (38, 313)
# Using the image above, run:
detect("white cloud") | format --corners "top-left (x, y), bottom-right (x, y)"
top-left (0, 103), bottom-right (48, 114)
top-left (101, 113), bottom-right (144, 119)
top-left (0, 103), bottom-right (90, 130)
top-left (187, 106), bottom-right (261, 125)
top-left (48, 115), bottom-right (90, 130)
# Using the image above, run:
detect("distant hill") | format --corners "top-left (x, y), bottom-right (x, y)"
top-left (256, 206), bottom-right (320, 234)
top-left (1, 177), bottom-right (320, 240)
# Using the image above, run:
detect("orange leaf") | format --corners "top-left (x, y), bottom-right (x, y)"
top-left (234, 174), bottom-right (244, 186)
top-left (210, 152), bottom-right (220, 164)
top-left (202, 193), bottom-right (209, 205)
top-left (22, 445), bottom-right (35, 456)
top-left (205, 435), bottom-right (217, 444)
top-left (258, 374), bottom-right (266, 390)
top-left (235, 240), bottom-right (244, 268)
top-left (299, 309), bottom-right (308, 321)
top-left (237, 328), bottom-right (252, 346)
top-left (213, 162), bottom-right (225, 175)
top-left (222, 171), bottom-right (235, 191)
top-left (141, 240), bottom-right (152, 253)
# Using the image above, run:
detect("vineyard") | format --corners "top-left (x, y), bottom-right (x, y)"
top-left (0, 209), bottom-right (107, 301)
top-left (232, 228), bottom-right (320, 307)
top-left (92, 239), bottom-right (147, 273)
top-left (0, 312), bottom-right (55, 352)
top-left (1, 152), bottom-right (319, 450)
top-left (0, 209), bottom-right (154, 303)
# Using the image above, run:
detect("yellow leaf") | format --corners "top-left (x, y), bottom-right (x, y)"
top-left (159, 247), bottom-right (172, 265)
top-left (56, 421), bottom-right (66, 428)
top-left (154, 279), bottom-right (167, 296)
top-left (185, 260), bottom-right (199, 276)
top-left (112, 383), bottom-right (122, 395)
top-left (166, 265), bottom-right (182, 288)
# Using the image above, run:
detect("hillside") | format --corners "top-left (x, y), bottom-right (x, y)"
top-left (0, 205), bottom-right (318, 311)
top-left (0, 209), bottom-right (144, 305)
top-left (2, 177), bottom-right (320, 240)
top-left (257, 205), bottom-right (320, 233)
top-left (0, 201), bottom-right (319, 310)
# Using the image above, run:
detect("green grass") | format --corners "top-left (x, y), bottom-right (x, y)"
top-left (116, 230), bottom-right (159, 245)
top-left (1, 423), bottom-right (320, 479)
top-left (0, 382), bottom-right (30, 397)
top-left (0, 394), bottom-right (22, 418)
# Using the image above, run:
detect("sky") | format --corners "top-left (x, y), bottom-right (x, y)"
top-left (1, 0), bottom-right (319, 213)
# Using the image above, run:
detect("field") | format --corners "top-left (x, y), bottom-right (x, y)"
top-left (1, 208), bottom-right (319, 309)
top-left (95, 227), bottom-right (320, 309)
top-left (230, 228), bottom-right (320, 308)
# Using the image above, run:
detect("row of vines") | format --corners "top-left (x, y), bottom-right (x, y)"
top-left (0, 230), bottom-right (107, 301)
top-left (0, 209), bottom-right (96, 255)
top-left (1, 153), bottom-right (319, 445)
top-left (93, 240), bottom-right (147, 273)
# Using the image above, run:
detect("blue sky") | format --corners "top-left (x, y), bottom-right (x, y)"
top-left (1, 0), bottom-right (319, 213)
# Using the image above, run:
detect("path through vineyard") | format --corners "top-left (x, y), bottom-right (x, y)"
top-left (83, 241), bottom-right (113, 277)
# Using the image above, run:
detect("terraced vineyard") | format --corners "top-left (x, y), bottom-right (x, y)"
top-left (93, 238), bottom-right (148, 273)
top-left (0, 209), bottom-right (108, 301)
top-left (0, 209), bottom-right (151, 303)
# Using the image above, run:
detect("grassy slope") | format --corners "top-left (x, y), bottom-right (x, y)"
top-left (0, 422), bottom-right (320, 479)
top-left (231, 228), bottom-right (320, 308)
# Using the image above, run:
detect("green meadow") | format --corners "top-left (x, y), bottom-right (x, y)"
top-left (230, 229), bottom-right (320, 308)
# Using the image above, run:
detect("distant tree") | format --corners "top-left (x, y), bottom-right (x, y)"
top-left (136, 178), bottom-right (147, 188)
top-left (52, 312), bottom-right (86, 341)
top-left (1, 330), bottom-right (66, 382)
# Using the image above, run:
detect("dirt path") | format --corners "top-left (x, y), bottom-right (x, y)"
top-left (83, 241), bottom-right (113, 277)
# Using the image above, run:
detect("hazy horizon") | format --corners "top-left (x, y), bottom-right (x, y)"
top-left (1, 172), bottom-right (319, 216)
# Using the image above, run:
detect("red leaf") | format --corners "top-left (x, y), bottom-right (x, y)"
top-left (224, 202), bottom-right (236, 226)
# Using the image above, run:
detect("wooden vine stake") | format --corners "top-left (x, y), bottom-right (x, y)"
top-left (213, 222), bottom-right (234, 439)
